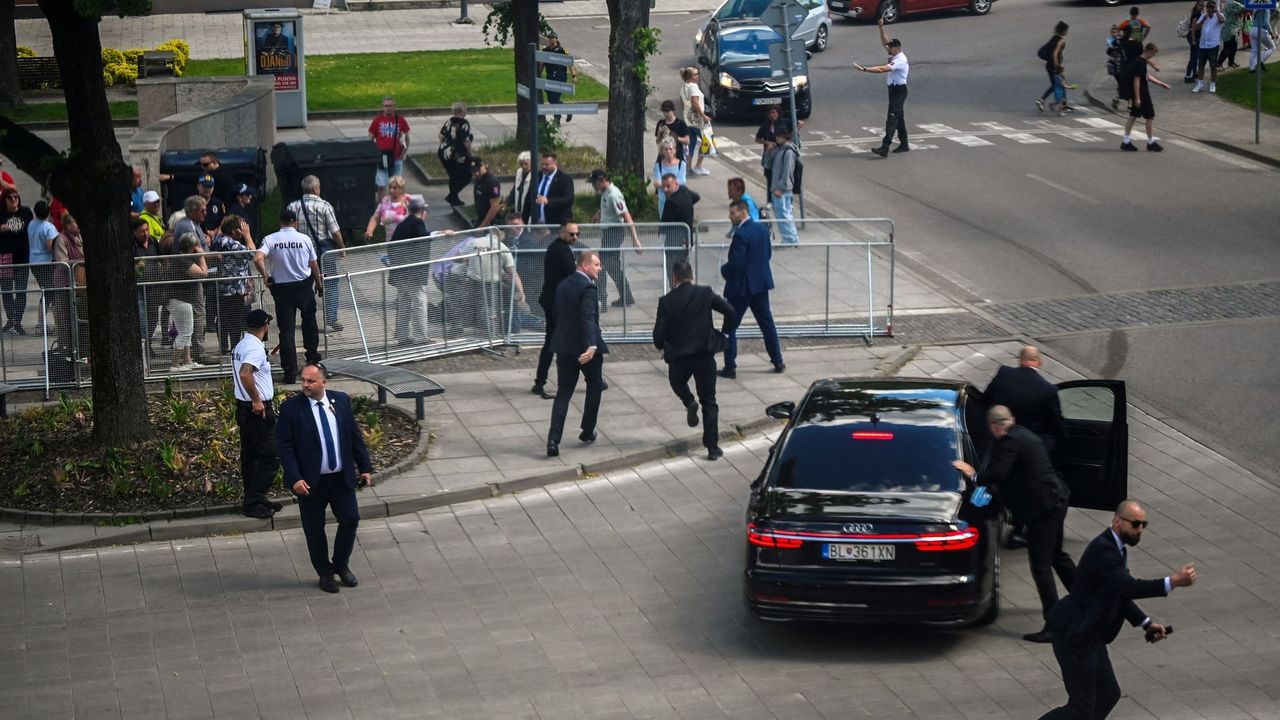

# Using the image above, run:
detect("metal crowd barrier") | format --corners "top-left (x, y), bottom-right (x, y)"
top-left (0, 218), bottom-right (894, 391)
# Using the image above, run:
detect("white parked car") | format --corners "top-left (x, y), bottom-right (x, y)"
top-left (694, 0), bottom-right (831, 54)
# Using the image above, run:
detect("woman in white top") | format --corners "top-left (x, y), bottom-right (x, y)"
top-left (508, 151), bottom-right (534, 220)
top-left (679, 67), bottom-right (711, 176)
top-left (652, 138), bottom-right (687, 218)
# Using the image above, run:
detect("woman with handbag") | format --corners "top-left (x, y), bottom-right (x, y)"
top-left (679, 67), bottom-right (712, 177)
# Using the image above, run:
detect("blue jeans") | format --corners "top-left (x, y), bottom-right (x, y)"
top-left (771, 192), bottom-right (799, 245)
top-left (1051, 73), bottom-right (1066, 104)
top-left (723, 291), bottom-right (783, 370)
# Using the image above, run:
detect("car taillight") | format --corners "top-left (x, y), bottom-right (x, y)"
top-left (851, 431), bottom-right (893, 441)
top-left (747, 522), bottom-right (804, 549)
top-left (914, 528), bottom-right (980, 552)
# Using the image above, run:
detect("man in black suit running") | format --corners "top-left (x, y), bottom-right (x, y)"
top-left (531, 222), bottom-right (580, 399)
top-left (653, 261), bottom-right (738, 460)
top-left (954, 405), bottom-right (1076, 643)
top-left (986, 345), bottom-right (1065, 550)
top-left (546, 250), bottom-right (608, 457)
top-left (1039, 499), bottom-right (1198, 720)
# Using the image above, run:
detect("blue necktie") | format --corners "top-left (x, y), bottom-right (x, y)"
top-left (316, 400), bottom-right (337, 471)
top-left (537, 174), bottom-right (552, 223)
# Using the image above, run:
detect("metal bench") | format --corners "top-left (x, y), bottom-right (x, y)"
top-left (0, 382), bottom-right (16, 418)
top-left (17, 56), bottom-right (61, 90)
top-left (319, 359), bottom-right (444, 421)
top-left (137, 50), bottom-right (176, 79)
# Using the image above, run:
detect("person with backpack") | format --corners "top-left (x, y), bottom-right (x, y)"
top-left (1120, 43), bottom-right (1172, 152)
top-left (768, 127), bottom-right (801, 247)
top-left (1036, 22), bottom-right (1071, 114)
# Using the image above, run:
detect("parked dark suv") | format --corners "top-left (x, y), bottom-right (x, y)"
top-left (695, 18), bottom-right (812, 122)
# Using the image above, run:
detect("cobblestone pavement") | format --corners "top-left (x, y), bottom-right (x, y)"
top-left (4, 342), bottom-right (1278, 720)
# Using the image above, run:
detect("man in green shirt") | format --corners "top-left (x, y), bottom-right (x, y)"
top-left (590, 169), bottom-right (641, 310)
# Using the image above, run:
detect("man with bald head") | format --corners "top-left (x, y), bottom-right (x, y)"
top-left (954, 405), bottom-right (1075, 643)
top-left (1038, 499), bottom-right (1198, 720)
top-left (985, 345), bottom-right (1066, 550)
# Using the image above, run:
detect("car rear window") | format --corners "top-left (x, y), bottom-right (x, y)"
top-left (715, 0), bottom-right (773, 20)
top-left (769, 387), bottom-right (962, 493)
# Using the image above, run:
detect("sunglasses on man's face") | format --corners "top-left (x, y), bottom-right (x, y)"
top-left (1118, 516), bottom-right (1149, 529)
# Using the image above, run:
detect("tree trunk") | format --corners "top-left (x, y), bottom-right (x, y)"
top-left (39, 0), bottom-right (149, 446)
top-left (513, 0), bottom-right (540, 147)
top-left (605, 0), bottom-right (652, 177)
top-left (0, 0), bottom-right (24, 108)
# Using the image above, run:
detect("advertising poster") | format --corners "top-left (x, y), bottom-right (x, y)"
top-left (254, 20), bottom-right (298, 91)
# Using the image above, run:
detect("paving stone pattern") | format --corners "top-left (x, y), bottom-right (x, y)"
top-left (4, 341), bottom-right (1279, 719)
top-left (984, 281), bottom-right (1280, 337)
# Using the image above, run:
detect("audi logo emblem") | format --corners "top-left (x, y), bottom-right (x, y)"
top-left (842, 523), bottom-right (873, 534)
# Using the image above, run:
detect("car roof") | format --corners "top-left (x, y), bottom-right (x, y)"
top-left (794, 377), bottom-right (966, 427)
top-left (714, 18), bottom-right (777, 34)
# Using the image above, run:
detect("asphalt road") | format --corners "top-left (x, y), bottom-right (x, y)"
top-left (553, 0), bottom-right (1280, 483)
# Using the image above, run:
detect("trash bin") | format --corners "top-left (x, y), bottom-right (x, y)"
top-left (160, 147), bottom-right (267, 231)
top-left (270, 139), bottom-right (379, 235)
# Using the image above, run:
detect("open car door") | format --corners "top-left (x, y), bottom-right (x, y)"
top-left (1056, 380), bottom-right (1127, 511)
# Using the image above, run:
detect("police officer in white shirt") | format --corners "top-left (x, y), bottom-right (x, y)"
top-left (253, 208), bottom-right (323, 385)
top-left (854, 17), bottom-right (911, 158)
top-left (233, 308), bottom-right (283, 518)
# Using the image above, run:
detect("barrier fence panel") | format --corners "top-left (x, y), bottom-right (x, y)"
top-left (0, 261), bottom-right (76, 392)
top-left (695, 218), bottom-right (895, 339)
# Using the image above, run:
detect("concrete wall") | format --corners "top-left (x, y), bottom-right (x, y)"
top-left (128, 75), bottom-right (277, 194)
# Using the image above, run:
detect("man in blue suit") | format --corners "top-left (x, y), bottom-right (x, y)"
top-left (1039, 499), bottom-right (1198, 720)
top-left (276, 362), bottom-right (374, 594)
top-left (546, 250), bottom-right (608, 457)
top-left (719, 200), bottom-right (784, 379)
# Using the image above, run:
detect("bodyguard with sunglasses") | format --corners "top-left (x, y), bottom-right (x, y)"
top-left (1038, 499), bottom-right (1198, 720)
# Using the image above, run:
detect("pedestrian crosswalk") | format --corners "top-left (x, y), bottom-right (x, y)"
top-left (708, 113), bottom-right (1270, 170)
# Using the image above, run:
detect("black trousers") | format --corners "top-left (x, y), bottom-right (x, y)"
top-left (881, 84), bottom-right (909, 149)
top-left (444, 161), bottom-right (471, 201)
top-left (297, 471), bottom-right (360, 578)
top-left (269, 279), bottom-right (320, 380)
top-left (668, 352), bottom-right (719, 450)
top-left (236, 401), bottom-right (280, 510)
top-left (1027, 503), bottom-right (1076, 621)
top-left (535, 308), bottom-right (557, 385)
top-left (218, 294), bottom-right (249, 354)
top-left (598, 227), bottom-right (634, 305)
top-left (1218, 37), bottom-right (1238, 66)
top-left (547, 352), bottom-right (604, 444)
top-left (1040, 639), bottom-right (1121, 720)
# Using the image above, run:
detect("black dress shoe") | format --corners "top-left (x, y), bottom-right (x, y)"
top-left (267, 500), bottom-right (284, 512)
top-left (335, 567), bottom-right (358, 588)
top-left (870, 146), bottom-right (889, 158)
top-left (685, 402), bottom-right (699, 428)
top-left (244, 504), bottom-right (274, 519)
top-left (546, 442), bottom-right (559, 457)
top-left (531, 383), bottom-right (553, 399)
top-left (1023, 628), bottom-right (1054, 644)
top-left (707, 446), bottom-right (724, 461)
top-left (717, 368), bottom-right (737, 379)
top-left (578, 430), bottom-right (597, 444)
top-left (318, 575), bottom-right (340, 594)
top-left (892, 144), bottom-right (910, 153)
top-left (611, 298), bottom-right (635, 307)
top-left (773, 362), bottom-right (786, 374)
top-left (1004, 531), bottom-right (1029, 550)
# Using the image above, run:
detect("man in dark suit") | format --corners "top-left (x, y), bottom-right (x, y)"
top-left (531, 222), bottom-right (580, 399)
top-left (276, 362), bottom-right (374, 594)
top-left (523, 152), bottom-right (575, 226)
top-left (546, 250), bottom-right (608, 457)
top-left (1039, 499), bottom-right (1197, 720)
top-left (953, 405), bottom-right (1076, 643)
top-left (986, 345), bottom-right (1066, 550)
top-left (719, 199), bottom-right (784, 379)
top-left (653, 261), bottom-right (738, 460)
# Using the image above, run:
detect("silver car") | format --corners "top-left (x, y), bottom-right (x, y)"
top-left (694, 0), bottom-right (831, 54)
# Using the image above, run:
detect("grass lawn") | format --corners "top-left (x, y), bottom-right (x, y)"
top-left (1213, 67), bottom-right (1280, 116)
top-left (3, 49), bottom-right (608, 123)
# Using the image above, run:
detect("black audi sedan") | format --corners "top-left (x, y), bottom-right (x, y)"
top-left (744, 377), bottom-right (1128, 625)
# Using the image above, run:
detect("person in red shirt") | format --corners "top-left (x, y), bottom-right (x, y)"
top-left (368, 96), bottom-right (411, 200)
top-left (0, 157), bottom-right (17, 195)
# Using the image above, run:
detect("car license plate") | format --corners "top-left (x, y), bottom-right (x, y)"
top-left (830, 0), bottom-right (848, 8)
top-left (824, 543), bottom-right (894, 561)
top-left (752, 97), bottom-right (783, 106)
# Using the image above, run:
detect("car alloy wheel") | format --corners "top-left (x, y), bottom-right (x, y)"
top-left (878, 0), bottom-right (899, 24)
top-left (970, 0), bottom-right (992, 15)
top-left (812, 24), bottom-right (829, 52)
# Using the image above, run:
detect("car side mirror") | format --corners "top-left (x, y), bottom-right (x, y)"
top-left (765, 401), bottom-right (795, 420)
top-left (697, 55), bottom-right (710, 67)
